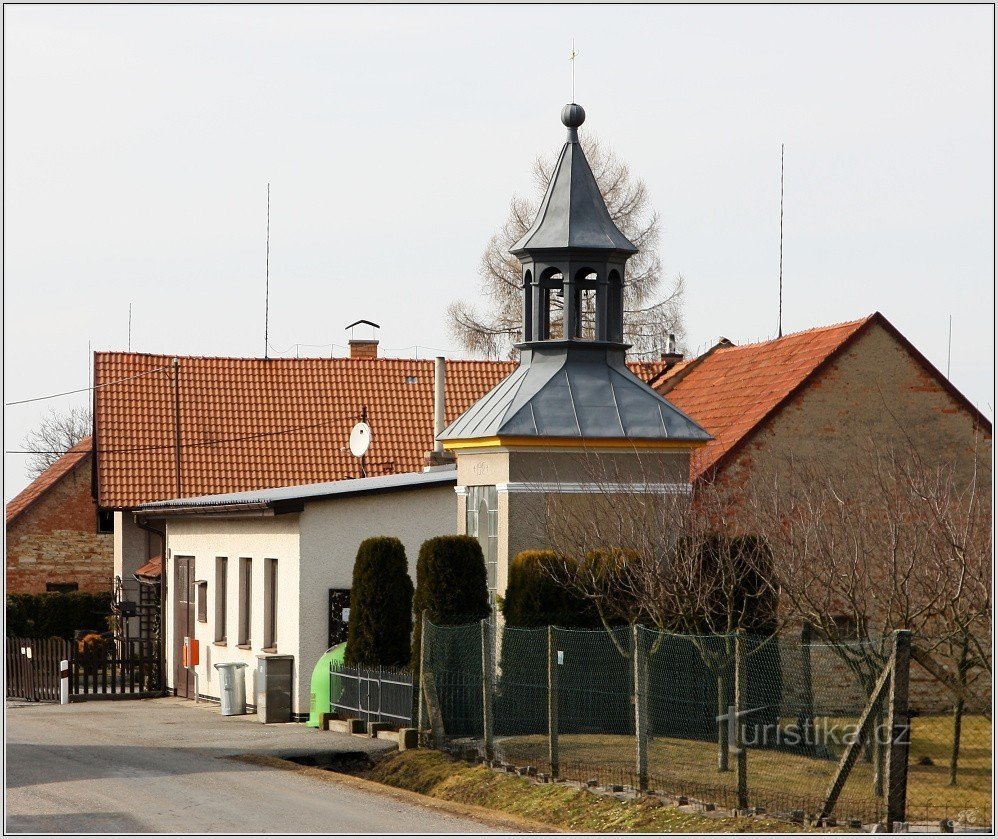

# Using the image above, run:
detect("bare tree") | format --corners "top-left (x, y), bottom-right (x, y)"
top-left (20, 406), bottom-right (92, 478)
top-left (448, 135), bottom-right (685, 359)
top-left (744, 438), bottom-right (992, 790)
top-left (533, 451), bottom-right (781, 772)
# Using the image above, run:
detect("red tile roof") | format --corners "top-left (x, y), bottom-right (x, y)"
top-left (134, 555), bottom-right (162, 580)
top-left (6, 437), bottom-right (93, 526)
top-left (94, 354), bottom-right (671, 508)
top-left (657, 317), bottom-right (875, 478)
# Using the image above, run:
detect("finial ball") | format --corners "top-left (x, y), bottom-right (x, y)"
top-left (561, 103), bottom-right (586, 129)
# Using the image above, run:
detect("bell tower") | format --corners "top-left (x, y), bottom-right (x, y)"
top-left (439, 104), bottom-right (711, 601)
top-left (513, 103), bottom-right (634, 347)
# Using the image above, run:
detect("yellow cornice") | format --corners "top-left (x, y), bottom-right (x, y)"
top-left (441, 436), bottom-right (705, 452)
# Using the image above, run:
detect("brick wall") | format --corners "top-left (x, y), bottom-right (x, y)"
top-left (716, 321), bottom-right (991, 711)
top-left (5, 453), bottom-right (112, 594)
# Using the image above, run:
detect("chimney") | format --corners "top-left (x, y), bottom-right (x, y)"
top-left (349, 338), bottom-right (379, 360)
top-left (345, 319), bottom-right (380, 359)
top-left (424, 355), bottom-right (455, 470)
top-left (660, 333), bottom-right (684, 369)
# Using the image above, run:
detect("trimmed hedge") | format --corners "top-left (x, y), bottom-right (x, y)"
top-left (344, 537), bottom-right (414, 667)
top-left (6, 592), bottom-right (113, 640)
top-left (502, 550), bottom-right (601, 629)
top-left (411, 535), bottom-right (490, 671)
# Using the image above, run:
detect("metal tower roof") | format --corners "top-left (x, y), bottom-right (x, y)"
top-left (510, 104), bottom-right (638, 256)
top-left (438, 344), bottom-right (710, 443)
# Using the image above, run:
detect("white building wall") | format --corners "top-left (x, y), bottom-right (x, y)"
top-left (296, 486), bottom-right (455, 710)
top-left (114, 511), bottom-right (150, 582)
top-left (163, 515), bottom-right (301, 712)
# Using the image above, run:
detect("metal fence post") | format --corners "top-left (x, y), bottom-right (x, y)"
top-left (548, 625), bottom-right (559, 778)
top-left (632, 625), bottom-right (649, 793)
top-left (884, 630), bottom-right (912, 831)
top-left (416, 609), bottom-right (430, 746)
top-left (734, 629), bottom-right (748, 810)
top-left (481, 617), bottom-right (494, 761)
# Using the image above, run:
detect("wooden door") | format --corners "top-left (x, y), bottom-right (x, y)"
top-left (173, 557), bottom-right (195, 698)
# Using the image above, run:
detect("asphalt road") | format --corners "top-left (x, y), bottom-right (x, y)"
top-left (5, 697), bottom-right (496, 834)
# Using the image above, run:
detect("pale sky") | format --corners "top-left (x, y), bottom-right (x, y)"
top-left (3, 5), bottom-right (994, 500)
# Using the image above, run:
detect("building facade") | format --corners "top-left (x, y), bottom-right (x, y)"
top-left (136, 470), bottom-right (456, 716)
top-left (5, 437), bottom-right (112, 594)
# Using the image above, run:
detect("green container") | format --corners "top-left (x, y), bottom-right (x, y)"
top-left (306, 643), bottom-right (346, 728)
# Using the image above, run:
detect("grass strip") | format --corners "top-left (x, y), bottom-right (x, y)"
top-left (366, 750), bottom-right (816, 833)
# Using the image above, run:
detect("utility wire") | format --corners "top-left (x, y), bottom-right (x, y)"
top-left (5, 364), bottom-right (172, 407)
top-left (5, 413), bottom-right (364, 457)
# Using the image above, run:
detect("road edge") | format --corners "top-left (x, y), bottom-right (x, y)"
top-left (229, 753), bottom-right (562, 834)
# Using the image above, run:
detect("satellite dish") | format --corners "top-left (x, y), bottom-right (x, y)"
top-left (349, 422), bottom-right (371, 458)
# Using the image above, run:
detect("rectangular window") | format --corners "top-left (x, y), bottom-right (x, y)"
top-left (196, 581), bottom-right (208, 622)
top-left (238, 558), bottom-right (252, 646)
top-left (46, 582), bottom-right (79, 593)
top-left (466, 485), bottom-right (499, 599)
top-left (96, 510), bottom-right (114, 534)
top-left (263, 558), bottom-right (278, 650)
top-left (215, 557), bottom-right (228, 643)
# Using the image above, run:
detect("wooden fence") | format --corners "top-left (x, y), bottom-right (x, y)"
top-left (6, 637), bottom-right (71, 702)
top-left (6, 636), bottom-right (161, 702)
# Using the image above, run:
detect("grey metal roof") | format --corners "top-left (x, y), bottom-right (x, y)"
top-left (510, 104), bottom-right (637, 256)
top-left (438, 344), bottom-right (710, 443)
top-left (136, 467), bottom-right (457, 514)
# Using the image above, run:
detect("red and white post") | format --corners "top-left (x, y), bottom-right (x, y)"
top-left (60, 659), bottom-right (70, 705)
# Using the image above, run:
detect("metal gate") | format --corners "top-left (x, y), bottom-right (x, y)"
top-left (331, 663), bottom-right (414, 726)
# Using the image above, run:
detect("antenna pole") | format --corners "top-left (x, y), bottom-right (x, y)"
top-left (128, 303), bottom-right (132, 352)
top-left (947, 315), bottom-right (952, 379)
top-left (265, 183), bottom-right (271, 359)
top-left (778, 143), bottom-right (785, 339)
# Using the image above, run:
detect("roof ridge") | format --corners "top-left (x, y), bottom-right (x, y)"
top-left (715, 315), bottom-right (873, 352)
top-left (92, 351), bottom-right (514, 364)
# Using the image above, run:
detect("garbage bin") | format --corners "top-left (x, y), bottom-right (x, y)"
top-left (214, 661), bottom-right (248, 716)
top-left (256, 655), bottom-right (294, 723)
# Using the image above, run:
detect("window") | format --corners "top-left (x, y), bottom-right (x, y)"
top-left (238, 558), bottom-right (252, 647)
top-left (263, 558), bottom-right (278, 650)
top-left (96, 510), bottom-right (114, 534)
top-left (46, 582), bottom-right (78, 593)
top-left (215, 558), bottom-right (228, 643)
top-left (196, 581), bottom-right (208, 622)
top-left (466, 485), bottom-right (499, 599)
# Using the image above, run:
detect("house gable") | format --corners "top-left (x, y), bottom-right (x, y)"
top-left (5, 444), bottom-right (112, 594)
top-left (715, 316), bottom-right (992, 486)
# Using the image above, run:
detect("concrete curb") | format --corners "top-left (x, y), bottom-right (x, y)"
top-left (229, 753), bottom-right (561, 834)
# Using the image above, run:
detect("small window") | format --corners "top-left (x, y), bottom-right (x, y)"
top-left (46, 582), bottom-right (79, 593)
top-left (466, 485), bottom-right (499, 599)
top-left (215, 557), bottom-right (228, 643)
top-left (196, 581), bottom-right (208, 622)
top-left (263, 558), bottom-right (278, 650)
top-left (238, 558), bottom-right (252, 646)
top-left (96, 510), bottom-right (114, 534)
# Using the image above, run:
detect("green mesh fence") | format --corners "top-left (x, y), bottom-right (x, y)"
top-left (421, 620), bottom-right (993, 829)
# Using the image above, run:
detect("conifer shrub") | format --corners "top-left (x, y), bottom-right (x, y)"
top-left (344, 537), bottom-right (414, 668)
top-left (5, 592), bottom-right (113, 640)
top-left (410, 535), bottom-right (489, 671)
top-left (501, 550), bottom-right (601, 629)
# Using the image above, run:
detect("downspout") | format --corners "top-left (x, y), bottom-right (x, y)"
top-left (135, 515), bottom-right (167, 696)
